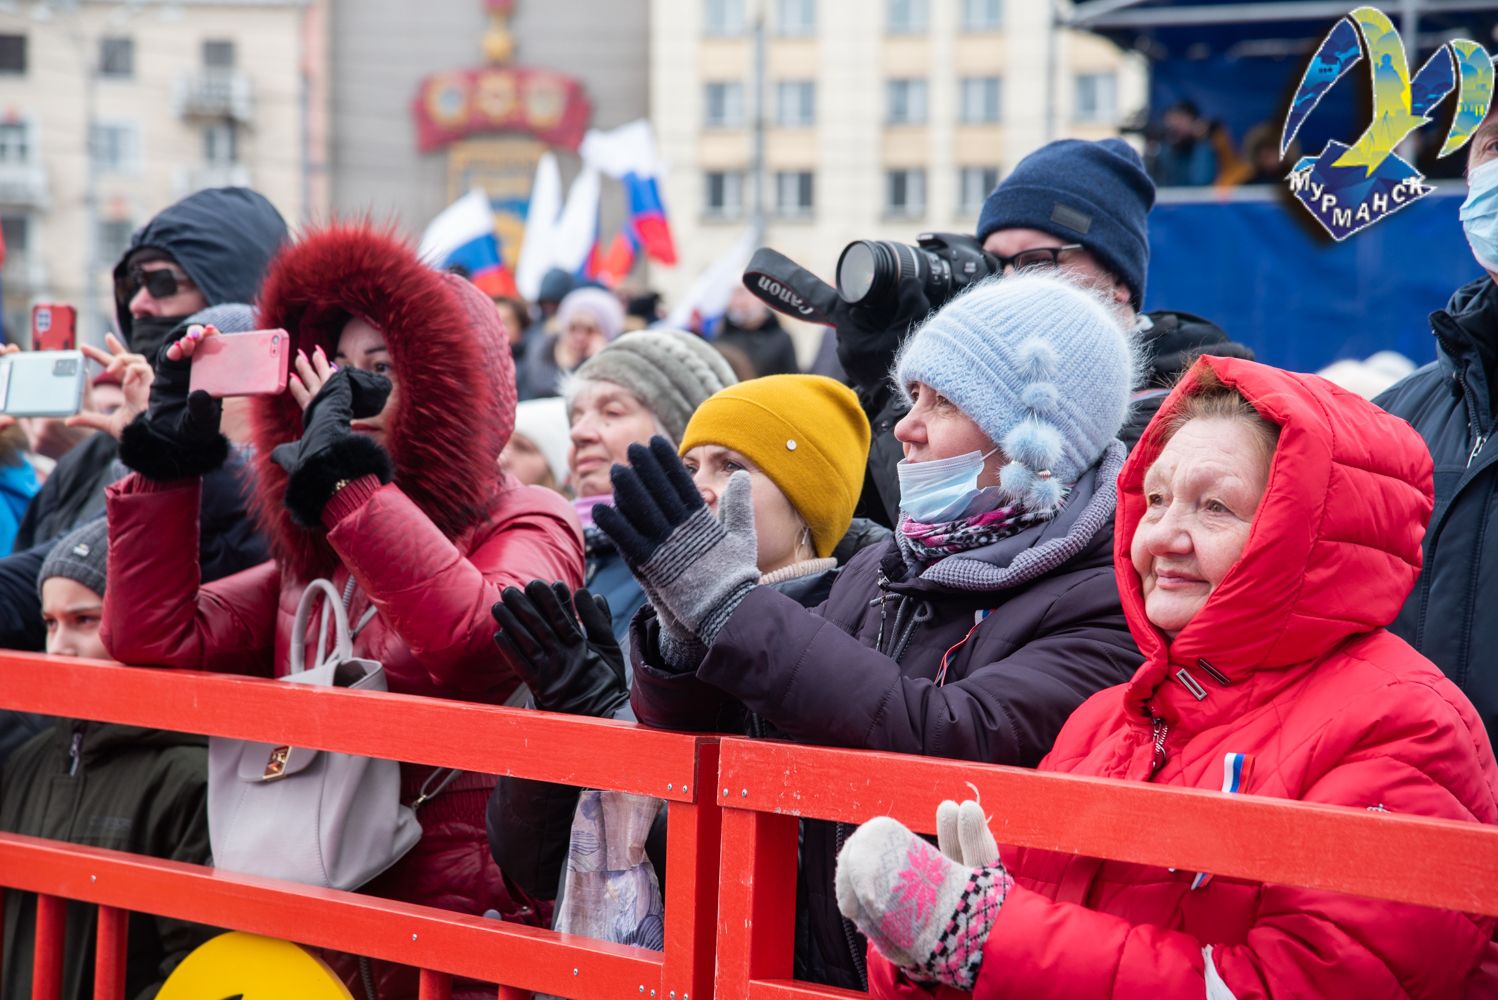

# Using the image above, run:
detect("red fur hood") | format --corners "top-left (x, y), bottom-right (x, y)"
top-left (249, 223), bottom-right (516, 581)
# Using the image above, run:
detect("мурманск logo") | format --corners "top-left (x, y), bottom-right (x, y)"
top-left (1283, 7), bottom-right (1494, 240)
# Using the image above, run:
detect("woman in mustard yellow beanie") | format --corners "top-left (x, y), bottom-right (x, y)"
top-left (676, 375), bottom-right (877, 601)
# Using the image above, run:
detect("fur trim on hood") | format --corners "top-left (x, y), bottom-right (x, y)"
top-left (250, 222), bottom-right (517, 582)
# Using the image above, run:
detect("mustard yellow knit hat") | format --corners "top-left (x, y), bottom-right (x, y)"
top-left (679, 375), bottom-right (871, 558)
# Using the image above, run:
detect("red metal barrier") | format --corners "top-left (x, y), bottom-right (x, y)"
top-left (0, 652), bottom-right (719, 1000)
top-left (713, 737), bottom-right (1498, 1000)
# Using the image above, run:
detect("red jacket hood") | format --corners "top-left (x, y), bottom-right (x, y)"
top-left (250, 223), bottom-right (517, 581)
top-left (1114, 356), bottom-right (1433, 707)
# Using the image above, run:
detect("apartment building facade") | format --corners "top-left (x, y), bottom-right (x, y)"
top-left (0, 0), bottom-right (325, 345)
top-left (650, 0), bottom-right (1145, 307)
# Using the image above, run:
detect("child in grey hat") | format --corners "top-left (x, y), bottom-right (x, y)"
top-left (37, 518), bottom-right (109, 658)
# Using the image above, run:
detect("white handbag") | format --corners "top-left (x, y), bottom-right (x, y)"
top-left (207, 578), bottom-right (423, 891)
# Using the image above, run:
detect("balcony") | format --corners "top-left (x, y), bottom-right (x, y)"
top-left (173, 71), bottom-right (254, 123)
top-left (0, 161), bottom-right (49, 209)
top-left (173, 163), bottom-right (251, 199)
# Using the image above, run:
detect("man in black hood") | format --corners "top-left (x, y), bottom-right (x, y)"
top-left (113, 187), bottom-right (287, 362)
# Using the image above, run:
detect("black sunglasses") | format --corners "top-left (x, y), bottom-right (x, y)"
top-left (118, 266), bottom-right (195, 302)
top-left (991, 244), bottom-right (1085, 273)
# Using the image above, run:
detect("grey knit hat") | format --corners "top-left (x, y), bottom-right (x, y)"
top-left (38, 518), bottom-right (109, 599)
top-left (563, 329), bottom-right (738, 443)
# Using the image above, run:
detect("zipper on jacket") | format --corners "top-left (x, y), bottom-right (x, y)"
top-left (67, 731), bottom-right (83, 777)
top-left (1150, 716), bottom-right (1169, 778)
top-left (1471, 433), bottom-right (1489, 469)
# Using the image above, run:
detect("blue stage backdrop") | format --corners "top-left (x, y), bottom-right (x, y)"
top-left (1142, 187), bottom-right (1484, 373)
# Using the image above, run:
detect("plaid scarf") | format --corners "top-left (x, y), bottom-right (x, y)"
top-left (900, 496), bottom-right (1064, 564)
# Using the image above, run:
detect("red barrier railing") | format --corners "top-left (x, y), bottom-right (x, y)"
top-left (0, 652), bottom-right (721, 1000)
top-left (713, 737), bottom-right (1498, 1000)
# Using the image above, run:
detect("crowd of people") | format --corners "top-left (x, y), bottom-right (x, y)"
top-left (0, 100), bottom-right (1496, 1000)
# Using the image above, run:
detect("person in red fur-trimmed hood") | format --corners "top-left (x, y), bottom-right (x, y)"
top-left (100, 223), bottom-right (585, 1000)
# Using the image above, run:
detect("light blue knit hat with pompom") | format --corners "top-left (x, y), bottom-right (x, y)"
top-left (893, 272), bottom-right (1132, 511)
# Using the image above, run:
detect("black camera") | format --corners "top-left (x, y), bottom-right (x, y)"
top-left (743, 232), bottom-right (1000, 331)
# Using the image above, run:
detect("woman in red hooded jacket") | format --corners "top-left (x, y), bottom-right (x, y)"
top-left (835, 356), bottom-right (1498, 1000)
top-left (100, 224), bottom-right (584, 999)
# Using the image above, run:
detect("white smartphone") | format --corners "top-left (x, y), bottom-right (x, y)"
top-left (0, 350), bottom-right (88, 417)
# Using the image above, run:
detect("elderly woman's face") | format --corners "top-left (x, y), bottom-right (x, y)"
top-left (560, 313), bottom-right (608, 369)
top-left (893, 382), bottom-right (1005, 487)
top-left (568, 380), bottom-right (661, 498)
top-left (1131, 417), bottom-right (1271, 638)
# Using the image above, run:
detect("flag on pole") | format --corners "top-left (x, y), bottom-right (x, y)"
top-left (418, 187), bottom-right (518, 298)
top-left (578, 121), bottom-right (677, 287)
top-left (515, 152), bottom-right (564, 301)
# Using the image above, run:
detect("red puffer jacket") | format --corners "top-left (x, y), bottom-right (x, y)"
top-left (869, 357), bottom-right (1498, 1000)
top-left (102, 225), bottom-right (583, 1000)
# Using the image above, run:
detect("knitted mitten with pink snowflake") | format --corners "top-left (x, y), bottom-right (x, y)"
top-left (834, 799), bottom-right (1013, 991)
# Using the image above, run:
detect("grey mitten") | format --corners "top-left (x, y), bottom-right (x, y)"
top-left (593, 437), bottom-right (761, 649)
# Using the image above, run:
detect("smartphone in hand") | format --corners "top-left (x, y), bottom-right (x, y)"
top-left (189, 328), bottom-right (291, 398)
top-left (31, 304), bottom-right (76, 352)
top-left (0, 350), bottom-right (87, 417)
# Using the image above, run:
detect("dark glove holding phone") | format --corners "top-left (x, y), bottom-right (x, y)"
top-left (271, 366), bottom-right (394, 528)
top-left (492, 581), bottom-right (629, 718)
top-left (117, 334), bottom-right (229, 482)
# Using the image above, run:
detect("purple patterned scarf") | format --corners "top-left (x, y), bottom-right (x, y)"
top-left (900, 498), bottom-right (1062, 564)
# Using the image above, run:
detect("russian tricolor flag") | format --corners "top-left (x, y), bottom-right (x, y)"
top-left (418, 187), bottom-right (519, 299)
top-left (577, 121), bottom-right (677, 287)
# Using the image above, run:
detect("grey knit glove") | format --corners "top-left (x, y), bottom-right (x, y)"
top-left (593, 437), bottom-right (761, 652)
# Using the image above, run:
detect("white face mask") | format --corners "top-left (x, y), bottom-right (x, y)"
top-left (896, 447), bottom-right (999, 523)
top-left (1462, 158), bottom-right (1498, 273)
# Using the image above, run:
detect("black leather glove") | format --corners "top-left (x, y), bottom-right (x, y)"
top-left (491, 580), bottom-right (628, 718)
top-left (271, 367), bottom-right (394, 528)
top-left (837, 279), bottom-right (933, 393)
top-left (117, 335), bottom-right (229, 481)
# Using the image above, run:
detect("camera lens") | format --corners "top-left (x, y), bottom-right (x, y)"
top-left (837, 241), bottom-right (882, 304)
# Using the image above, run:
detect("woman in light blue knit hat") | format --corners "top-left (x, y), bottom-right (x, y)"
top-left (599, 268), bottom-right (1144, 991)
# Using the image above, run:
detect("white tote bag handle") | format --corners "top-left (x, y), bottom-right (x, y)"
top-left (290, 578), bottom-right (353, 675)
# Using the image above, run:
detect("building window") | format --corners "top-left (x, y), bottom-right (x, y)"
top-left (776, 81), bottom-right (815, 128)
top-left (202, 40), bottom-right (235, 69)
top-left (90, 123), bottom-right (140, 175)
top-left (98, 37), bottom-right (134, 78)
top-left (704, 0), bottom-right (745, 35)
top-left (204, 122), bottom-right (237, 164)
top-left (0, 35), bottom-right (24, 75)
top-left (888, 0), bottom-right (928, 34)
top-left (776, 171), bottom-right (814, 217)
top-left (98, 218), bottom-right (133, 263)
top-left (704, 82), bottom-right (745, 129)
top-left (0, 123), bottom-right (29, 164)
top-left (960, 77), bottom-right (1001, 123)
top-left (704, 170), bottom-right (744, 217)
top-left (887, 79), bottom-right (927, 126)
top-left (961, 0), bottom-right (1002, 31)
top-left (1075, 72), bottom-right (1117, 123)
top-left (1, 216), bottom-right (27, 254)
top-left (959, 167), bottom-right (1000, 215)
top-left (886, 168), bottom-right (926, 217)
top-left (778, 0), bottom-right (816, 37)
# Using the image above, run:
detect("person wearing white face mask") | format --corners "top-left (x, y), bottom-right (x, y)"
top-left (1375, 107), bottom-right (1498, 750)
top-left (606, 271), bottom-right (1145, 991)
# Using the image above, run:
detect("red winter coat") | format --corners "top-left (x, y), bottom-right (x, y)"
top-left (869, 357), bottom-right (1498, 1000)
top-left (102, 226), bottom-right (584, 999)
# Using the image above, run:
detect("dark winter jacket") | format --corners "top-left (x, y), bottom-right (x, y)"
top-left (0, 720), bottom-right (215, 1000)
top-left (1375, 275), bottom-right (1498, 748)
top-left (111, 187), bottom-right (287, 356)
top-left (585, 532), bottom-right (650, 646)
top-left (715, 313), bottom-right (800, 378)
top-left (630, 446), bottom-right (1142, 989)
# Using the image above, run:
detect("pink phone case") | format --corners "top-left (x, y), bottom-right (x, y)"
top-left (189, 329), bottom-right (290, 398)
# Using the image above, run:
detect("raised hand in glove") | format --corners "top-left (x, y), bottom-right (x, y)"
top-left (492, 581), bottom-right (628, 718)
top-left (592, 436), bottom-right (760, 655)
top-left (118, 324), bottom-right (230, 481)
top-left (836, 799), bottom-right (1011, 991)
top-left (271, 366), bottom-right (394, 528)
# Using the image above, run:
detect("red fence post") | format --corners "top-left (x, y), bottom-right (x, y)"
top-left (417, 968), bottom-right (452, 1000)
top-left (663, 741), bottom-right (722, 1000)
top-left (93, 906), bottom-right (129, 1000)
top-left (32, 893), bottom-right (66, 1000)
top-left (715, 803), bottom-right (799, 1000)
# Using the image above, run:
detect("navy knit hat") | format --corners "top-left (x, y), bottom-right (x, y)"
top-left (977, 138), bottom-right (1154, 309)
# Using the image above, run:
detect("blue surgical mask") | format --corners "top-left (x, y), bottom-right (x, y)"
top-left (897, 448), bottom-right (999, 523)
top-left (1461, 159), bottom-right (1498, 273)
